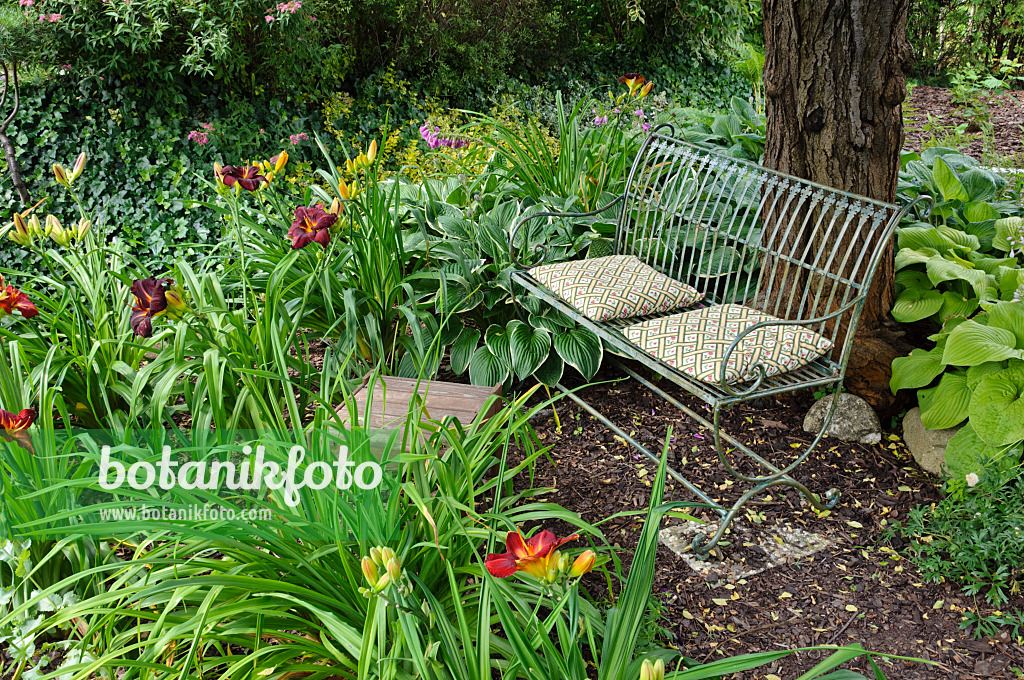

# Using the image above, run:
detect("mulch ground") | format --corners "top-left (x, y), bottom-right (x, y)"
top-left (904, 85), bottom-right (1024, 162)
top-left (512, 362), bottom-right (1024, 679)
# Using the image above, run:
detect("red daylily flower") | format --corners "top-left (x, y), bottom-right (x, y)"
top-left (129, 277), bottom-right (174, 337)
top-left (288, 204), bottom-right (337, 249)
top-left (0, 408), bottom-right (36, 434)
top-left (218, 165), bottom-right (269, 192)
top-left (0, 274), bottom-right (39, 319)
top-left (485, 529), bottom-right (578, 579)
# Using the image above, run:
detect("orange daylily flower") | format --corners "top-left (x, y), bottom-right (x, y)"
top-left (485, 529), bottom-right (578, 579)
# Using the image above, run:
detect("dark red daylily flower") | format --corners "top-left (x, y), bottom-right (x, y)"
top-left (485, 529), bottom-right (578, 579)
top-left (218, 165), bottom-right (268, 192)
top-left (0, 274), bottom-right (39, 319)
top-left (288, 204), bottom-right (337, 249)
top-left (0, 408), bottom-right (36, 434)
top-left (129, 277), bottom-right (173, 337)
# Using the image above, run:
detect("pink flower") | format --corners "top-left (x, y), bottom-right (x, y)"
top-left (187, 130), bottom-right (210, 145)
top-left (288, 132), bottom-right (309, 145)
top-left (200, 122), bottom-right (214, 131)
top-left (593, 115), bottom-right (608, 126)
top-left (17, 0), bottom-right (33, 7)
top-left (642, 122), bottom-right (651, 132)
top-left (265, 14), bottom-right (274, 21)
top-left (634, 109), bottom-right (645, 117)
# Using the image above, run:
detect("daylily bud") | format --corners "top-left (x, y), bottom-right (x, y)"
top-left (639, 659), bottom-right (665, 680)
top-left (71, 152), bottom-right (87, 182)
top-left (46, 215), bottom-right (71, 247)
top-left (10, 213), bottom-right (31, 246)
top-left (329, 198), bottom-right (342, 216)
top-left (557, 552), bottom-right (570, 573)
top-left (373, 572), bottom-right (392, 592)
top-left (265, 171), bottom-right (275, 183)
top-left (345, 158), bottom-right (356, 175)
top-left (385, 557), bottom-right (401, 582)
top-left (75, 218), bottom-right (91, 240)
top-left (213, 162), bottom-right (225, 186)
top-left (274, 150), bottom-right (288, 173)
top-left (569, 550), bottom-right (596, 578)
top-left (53, 163), bottom-right (68, 186)
top-left (164, 283), bottom-right (187, 319)
top-left (380, 547), bottom-right (396, 565)
top-left (28, 214), bottom-right (43, 238)
top-left (361, 556), bottom-right (379, 587)
top-left (366, 139), bottom-right (377, 163)
top-left (369, 546), bottom-right (384, 566)
top-left (638, 81), bottom-right (654, 99)
top-left (338, 181), bottom-right (350, 201)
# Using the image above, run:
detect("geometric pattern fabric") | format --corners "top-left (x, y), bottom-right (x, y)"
top-left (529, 255), bottom-right (703, 322)
top-left (624, 303), bottom-right (833, 385)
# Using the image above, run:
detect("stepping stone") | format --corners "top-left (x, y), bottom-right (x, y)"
top-left (659, 519), bottom-right (834, 584)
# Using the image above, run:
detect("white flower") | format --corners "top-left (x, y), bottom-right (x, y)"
top-left (965, 472), bottom-right (980, 487)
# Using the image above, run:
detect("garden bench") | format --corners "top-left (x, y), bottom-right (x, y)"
top-left (510, 125), bottom-right (928, 558)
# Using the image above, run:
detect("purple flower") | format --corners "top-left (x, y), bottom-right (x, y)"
top-left (419, 123), bottom-right (467, 150)
top-left (1014, 285), bottom-right (1024, 303)
top-left (593, 115), bottom-right (608, 126)
top-left (642, 123), bottom-right (651, 133)
top-left (289, 132), bottom-right (309, 145)
top-left (634, 109), bottom-right (646, 118)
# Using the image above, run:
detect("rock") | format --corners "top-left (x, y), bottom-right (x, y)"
top-left (902, 407), bottom-right (957, 476)
top-left (802, 393), bottom-right (882, 445)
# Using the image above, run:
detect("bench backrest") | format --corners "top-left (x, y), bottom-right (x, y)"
top-left (614, 128), bottom-right (914, 365)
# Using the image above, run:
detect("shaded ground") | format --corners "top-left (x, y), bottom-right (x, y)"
top-left (904, 85), bottom-right (1024, 163)
top-left (516, 363), bottom-right (1024, 679)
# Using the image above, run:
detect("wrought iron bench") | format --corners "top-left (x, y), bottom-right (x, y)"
top-left (510, 125), bottom-right (928, 558)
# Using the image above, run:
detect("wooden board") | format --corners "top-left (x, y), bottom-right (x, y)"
top-left (335, 374), bottom-right (503, 453)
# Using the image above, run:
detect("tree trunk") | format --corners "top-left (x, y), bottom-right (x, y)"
top-left (0, 62), bottom-right (30, 206)
top-left (762, 0), bottom-right (913, 414)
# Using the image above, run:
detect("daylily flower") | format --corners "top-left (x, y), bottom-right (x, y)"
top-left (619, 73), bottom-right (646, 97)
top-left (288, 204), bottom-right (337, 249)
top-left (0, 274), bottom-right (39, 319)
top-left (0, 408), bottom-right (35, 435)
top-left (485, 529), bottom-right (578, 580)
top-left (272, 150), bottom-right (288, 173)
top-left (218, 165), bottom-right (268, 192)
top-left (129, 277), bottom-right (174, 337)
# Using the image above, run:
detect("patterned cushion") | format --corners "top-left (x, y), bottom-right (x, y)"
top-left (624, 304), bottom-right (833, 385)
top-left (528, 255), bottom-right (702, 322)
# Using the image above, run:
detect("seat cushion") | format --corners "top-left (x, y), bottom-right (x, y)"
top-left (528, 255), bottom-right (702, 322)
top-left (623, 303), bottom-right (833, 385)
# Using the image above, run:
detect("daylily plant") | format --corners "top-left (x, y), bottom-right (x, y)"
top-left (129, 277), bottom-right (185, 337)
top-left (485, 529), bottom-right (595, 583)
top-left (288, 203), bottom-right (337, 249)
top-left (0, 274), bottom-right (39, 319)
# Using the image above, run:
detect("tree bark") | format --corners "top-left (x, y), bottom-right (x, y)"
top-left (0, 62), bottom-right (30, 206)
top-left (762, 0), bottom-right (913, 413)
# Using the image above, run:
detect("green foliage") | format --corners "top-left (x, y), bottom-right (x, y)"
top-left (910, 0), bottom-right (1024, 80)
top-left (894, 465), bottom-right (1024, 607)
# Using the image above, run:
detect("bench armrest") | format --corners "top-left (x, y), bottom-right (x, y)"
top-left (508, 195), bottom-right (625, 269)
top-left (717, 297), bottom-right (863, 398)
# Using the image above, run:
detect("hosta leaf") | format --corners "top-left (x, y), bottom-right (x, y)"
top-left (449, 327), bottom-right (480, 375)
top-left (964, 201), bottom-right (1001, 223)
top-left (988, 301), bottom-right (1024, 349)
top-left (993, 217), bottom-right (1024, 253)
top-left (895, 269), bottom-right (932, 293)
top-left (553, 327), bottom-right (602, 380)
top-left (935, 225), bottom-right (979, 251)
top-left (968, 362), bottom-right (1024, 446)
top-left (897, 227), bottom-right (959, 254)
top-left (895, 247), bottom-right (938, 270)
top-left (919, 373), bottom-right (971, 430)
top-left (529, 309), bottom-right (573, 334)
top-left (960, 167), bottom-right (1003, 202)
top-left (966, 361), bottom-right (1005, 389)
top-left (942, 320), bottom-right (1024, 366)
top-left (507, 319), bottom-right (551, 380)
top-left (944, 422), bottom-right (1011, 478)
top-left (937, 291), bottom-right (978, 323)
top-left (533, 352), bottom-right (564, 387)
top-left (697, 245), bottom-right (743, 278)
top-left (483, 324), bottom-right (512, 369)
top-left (965, 251), bottom-right (1018, 274)
top-left (962, 218), bottom-right (998, 251)
top-left (891, 347), bottom-right (946, 393)
top-left (1000, 268), bottom-right (1024, 300)
top-left (892, 288), bottom-right (943, 323)
top-left (932, 157), bottom-right (969, 202)
top-left (468, 345), bottom-right (509, 387)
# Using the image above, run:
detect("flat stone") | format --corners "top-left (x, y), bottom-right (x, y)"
top-left (902, 406), bottom-right (957, 476)
top-left (802, 393), bottom-right (882, 445)
top-left (659, 519), bottom-right (834, 584)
